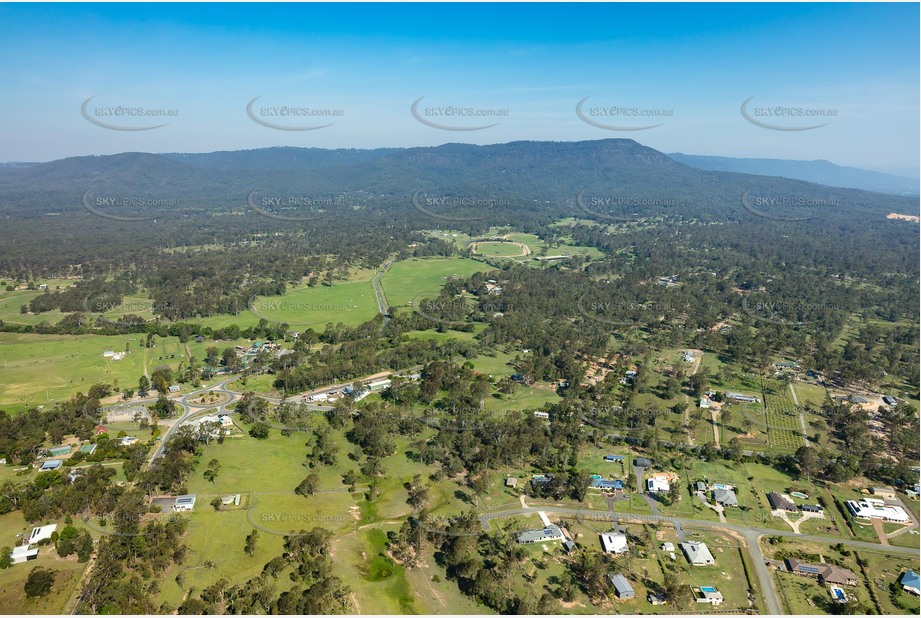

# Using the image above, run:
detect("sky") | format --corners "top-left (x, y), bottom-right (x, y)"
top-left (0, 2), bottom-right (918, 174)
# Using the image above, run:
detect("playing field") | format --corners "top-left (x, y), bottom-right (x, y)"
top-left (471, 241), bottom-right (528, 257)
top-left (380, 257), bottom-right (490, 308)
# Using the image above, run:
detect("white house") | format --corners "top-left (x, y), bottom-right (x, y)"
top-left (29, 524), bottom-right (57, 544)
top-left (692, 586), bottom-right (723, 605)
top-left (846, 498), bottom-right (910, 523)
top-left (173, 495), bottom-right (196, 512)
top-left (9, 545), bottom-right (39, 564)
top-left (647, 477), bottom-right (670, 493)
top-left (600, 532), bottom-right (628, 554)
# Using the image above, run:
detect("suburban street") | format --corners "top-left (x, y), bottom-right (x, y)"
top-left (478, 504), bottom-right (919, 615)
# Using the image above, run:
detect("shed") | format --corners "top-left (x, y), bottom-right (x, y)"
top-left (39, 459), bottom-right (62, 471)
top-left (634, 457), bottom-right (652, 469)
top-left (505, 477), bottom-right (519, 488)
top-left (609, 574), bottom-right (635, 599)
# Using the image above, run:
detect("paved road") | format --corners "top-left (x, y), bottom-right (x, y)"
top-left (479, 505), bottom-right (918, 615)
top-left (371, 259), bottom-right (394, 319)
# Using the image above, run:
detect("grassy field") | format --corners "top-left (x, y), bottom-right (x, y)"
top-left (0, 550), bottom-right (87, 614)
top-left (0, 332), bottom-right (158, 411)
top-left (381, 257), bottom-right (490, 309)
top-left (472, 241), bottom-right (527, 257)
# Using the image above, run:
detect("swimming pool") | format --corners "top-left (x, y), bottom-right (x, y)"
top-left (700, 587), bottom-right (717, 593)
top-left (712, 484), bottom-right (733, 491)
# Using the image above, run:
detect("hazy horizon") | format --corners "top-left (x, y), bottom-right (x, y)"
top-left (1, 3), bottom-right (918, 172)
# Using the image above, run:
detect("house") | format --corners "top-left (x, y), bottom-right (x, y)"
top-left (39, 459), bottom-right (62, 471)
top-left (882, 395), bottom-right (898, 406)
top-left (634, 457), bottom-right (652, 469)
top-left (47, 445), bottom-right (71, 458)
top-left (505, 477), bottom-right (518, 488)
top-left (530, 474), bottom-right (553, 488)
top-left (517, 525), bottom-right (564, 544)
top-left (9, 545), bottom-right (39, 564)
top-left (600, 532), bottom-right (628, 555)
top-left (591, 478), bottom-right (625, 492)
top-left (849, 395), bottom-right (869, 404)
top-left (168, 385), bottom-right (180, 393)
top-left (846, 498), bottom-right (910, 523)
top-left (682, 351), bottom-right (694, 363)
top-left (680, 542), bottom-right (715, 566)
top-left (29, 524), bottom-right (57, 544)
top-left (699, 397), bottom-right (712, 409)
top-left (786, 558), bottom-right (823, 577)
top-left (712, 488), bottom-right (738, 506)
top-left (216, 414), bottom-right (233, 427)
top-left (767, 492), bottom-right (797, 512)
top-left (801, 504), bottom-right (824, 514)
top-left (898, 570), bottom-right (920, 595)
top-left (78, 444), bottom-right (97, 455)
top-left (603, 455), bottom-right (624, 462)
top-left (95, 425), bottom-right (108, 435)
top-left (118, 436), bottom-right (138, 446)
top-left (173, 495), bottom-right (196, 512)
top-left (533, 411), bottom-right (549, 419)
top-left (871, 486), bottom-right (896, 499)
top-left (609, 574), bottom-right (635, 599)
top-left (819, 565), bottom-right (859, 587)
top-left (691, 586), bottom-right (723, 605)
top-left (775, 360), bottom-right (799, 369)
top-left (660, 542), bottom-right (675, 552)
top-left (647, 477), bottom-right (670, 493)
top-left (695, 481), bottom-right (707, 493)
top-left (562, 539), bottom-right (577, 552)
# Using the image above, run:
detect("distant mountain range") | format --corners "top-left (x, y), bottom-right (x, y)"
top-left (0, 140), bottom-right (916, 224)
top-left (669, 153), bottom-right (919, 196)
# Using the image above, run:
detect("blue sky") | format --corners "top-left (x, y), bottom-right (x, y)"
top-left (0, 3), bottom-right (917, 173)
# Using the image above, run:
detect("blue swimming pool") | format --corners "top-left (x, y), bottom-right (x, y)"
top-left (700, 587), bottom-right (717, 593)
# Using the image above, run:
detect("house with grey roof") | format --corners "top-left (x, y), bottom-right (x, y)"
top-left (516, 525), bottom-right (564, 544)
top-left (712, 488), bottom-right (738, 506)
top-left (680, 541), bottom-right (715, 566)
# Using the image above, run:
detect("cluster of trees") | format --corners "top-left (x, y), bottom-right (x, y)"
top-left (177, 528), bottom-right (351, 614)
top-left (76, 490), bottom-right (189, 614)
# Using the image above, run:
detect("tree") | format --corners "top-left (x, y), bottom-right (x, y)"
top-left (138, 375), bottom-right (150, 397)
top-left (662, 571), bottom-right (691, 606)
top-left (74, 531), bottom-right (93, 562)
top-left (244, 529), bottom-right (259, 555)
top-left (0, 547), bottom-right (11, 569)
top-left (210, 497), bottom-right (222, 511)
top-left (249, 421), bottom-right (270, 439)
top-left (667, 481), bottom-right (681, 505)
top-left (203, 458), bottom-right (221, 483)
top-left (24, 567), bottom-right (56, 597)
top-left (295, 473), bottom-right (320, 497)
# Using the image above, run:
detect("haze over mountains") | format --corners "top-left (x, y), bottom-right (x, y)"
top-left (669, 153), bottom-right (919, 196)
top-left (0, 139), bottom-right (916, 223)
